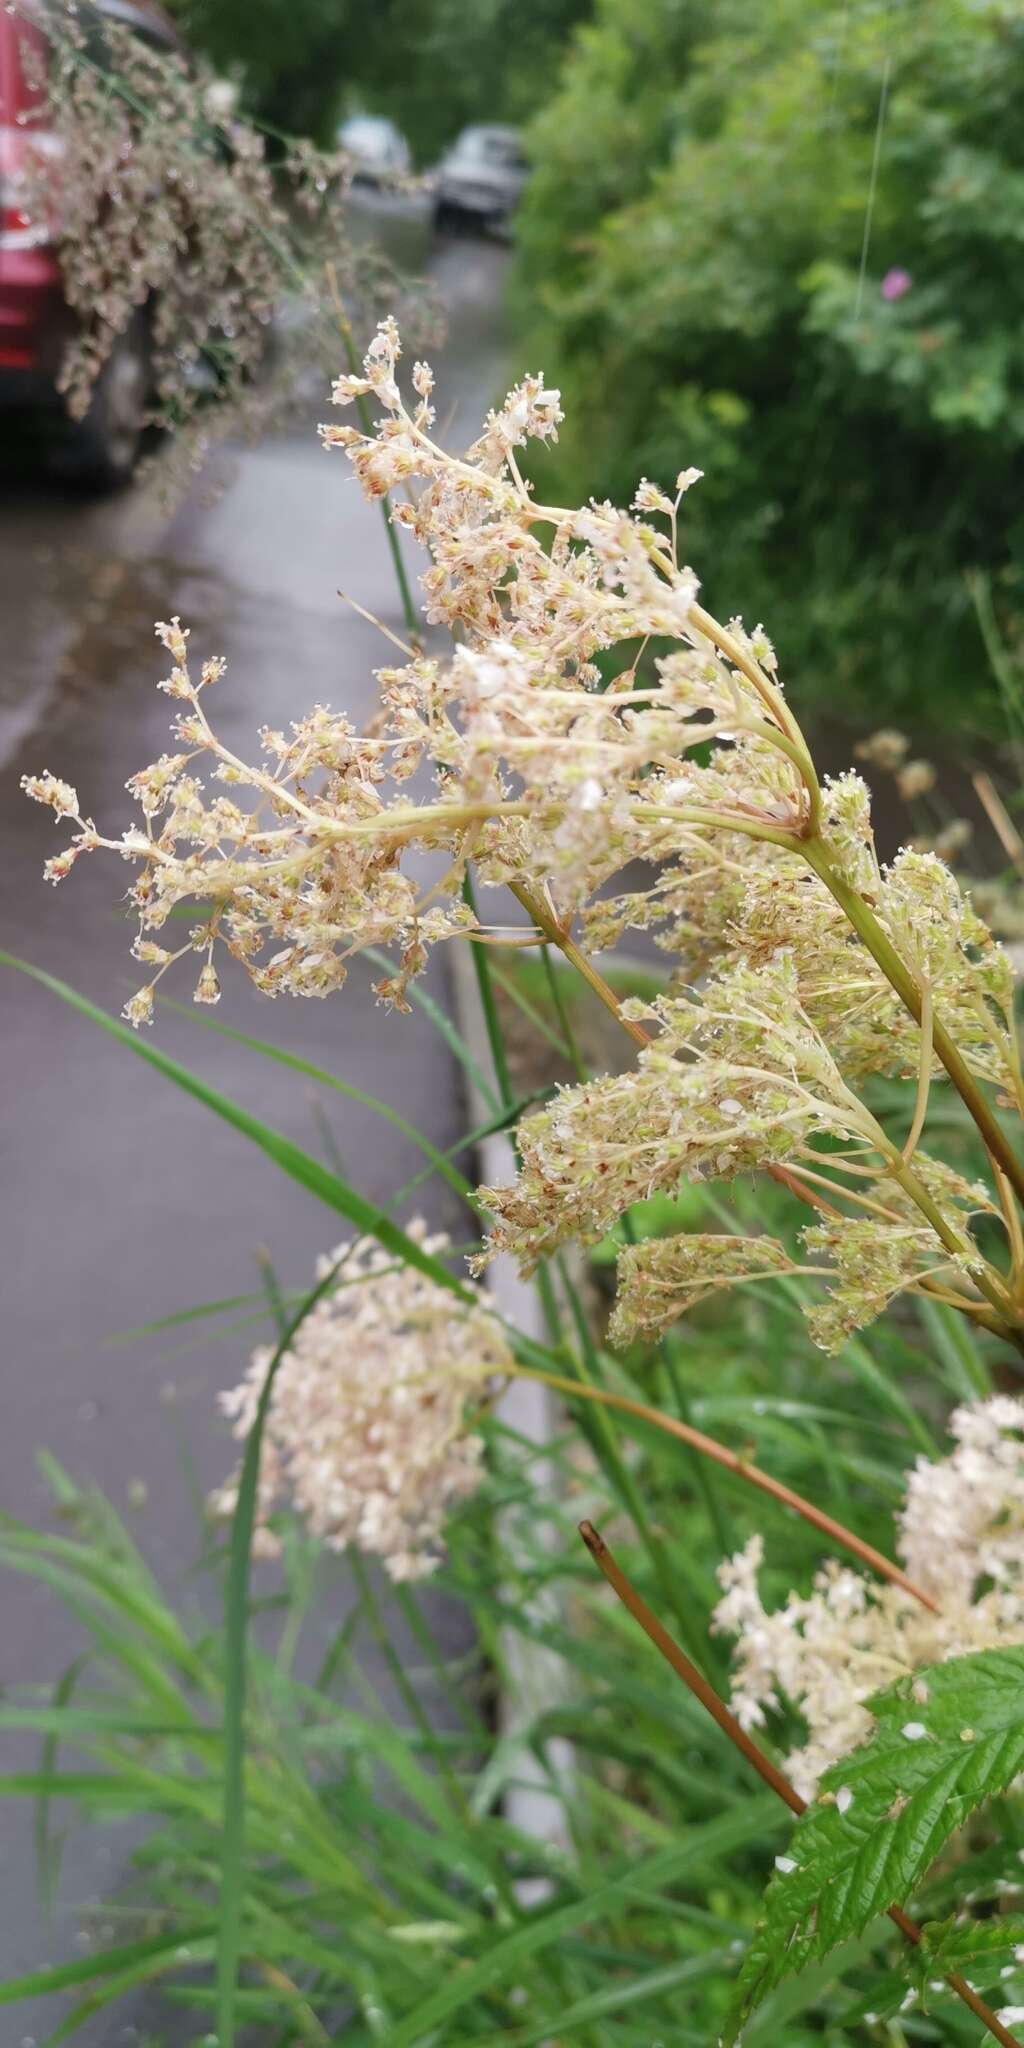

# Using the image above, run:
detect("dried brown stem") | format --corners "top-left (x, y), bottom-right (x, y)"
top-left (579, 1521), bottom-right (1023, 2048)
top-left (522, 1368), bottom-right (938, 1612)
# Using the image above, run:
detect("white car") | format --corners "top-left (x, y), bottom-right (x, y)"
top-left (337, 115), bottom-right (412, 186)
top-left (433, 125), bottom-right (527, 237)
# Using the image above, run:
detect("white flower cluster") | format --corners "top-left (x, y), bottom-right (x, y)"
top-left (23, 318), bottom-right (1022, 1352)
top-left (478, 955), bottom-right (881, 1272)
top-left (479, 955), bottom-right (998, 1351)
top-left (713, 1397), bottom-right (1024, 1797)
top-left (24, 319), bottom-right (823, 1014)
top-left (209, 1224), bottom-right (512, 1581)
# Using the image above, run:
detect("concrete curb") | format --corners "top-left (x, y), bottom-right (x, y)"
top-left (448, 942), bottom-right (574, 1878)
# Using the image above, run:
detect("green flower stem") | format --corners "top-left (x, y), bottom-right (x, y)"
top-left (512, 849), bottom-right (1024, 1351)
top-left (804, 838), bottom-right (1024, 1212)
top-left (508, 881), bottom-right (651, 1048)
top-left (886, 1147), bottom-right (1022, 1338)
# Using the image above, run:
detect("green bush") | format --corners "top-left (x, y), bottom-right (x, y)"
top-left (516, 0), bottom-right (1024, 729)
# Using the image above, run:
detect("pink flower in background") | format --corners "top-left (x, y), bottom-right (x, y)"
top-left (881, 267), bottom-right (913, 302)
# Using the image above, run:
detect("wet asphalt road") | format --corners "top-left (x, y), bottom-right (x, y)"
top-left (0, 210), bottom-right (512, 2041)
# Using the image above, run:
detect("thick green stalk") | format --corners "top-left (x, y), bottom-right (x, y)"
top-left (805, 839), bottom-right (1024, 1209)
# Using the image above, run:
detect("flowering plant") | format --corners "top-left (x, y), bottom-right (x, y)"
top-left (14, 319), bottom-right (1024, 2044)
top-left (11, 4), bottom-right (434, 490)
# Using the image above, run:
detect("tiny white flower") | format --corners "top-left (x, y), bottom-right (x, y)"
top-left (901, 1722), bottom-right (928, 1741)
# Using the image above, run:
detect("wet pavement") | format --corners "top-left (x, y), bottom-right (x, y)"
top-left (0, 211), bottom-right (512, 2041)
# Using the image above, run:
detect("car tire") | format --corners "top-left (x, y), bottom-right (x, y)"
top-left (434, 200), bottom-right (462, 236)
top-left (65, 311), bottom-right (149, 489)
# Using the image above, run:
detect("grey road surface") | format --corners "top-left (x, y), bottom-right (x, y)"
top-left (0, 219), bottom-right (511, 2043)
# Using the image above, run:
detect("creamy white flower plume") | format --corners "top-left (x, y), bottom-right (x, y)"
top-left (210, 1223), bottom-right (512, 1582)
top-left (713, 1396), bottom-right (1024, 1796)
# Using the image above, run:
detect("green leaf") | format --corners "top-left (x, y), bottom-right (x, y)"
top-left (363, 942), bottom-right (500, 1115)
top-left (0, 1926), bottom-right (213, 2005)
top-left (217, 1257), bottom-right (345, 2048)
top-left (909, 1912), bottom-right (1024, 1995)
top-left (0, 955), bottom-right (471, 1304)
top-left (727, 1645), bottom-right (1024, 2042)
top-left (383, 1802), bottom-right (778, 2047)
top-left (160, 998), bottom-right (479, 1212)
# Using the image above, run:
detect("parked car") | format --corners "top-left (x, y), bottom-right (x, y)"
top-left (336, 114), bottom-right (412, 186)
top-left (0, 0), bottom-right (189, 485)
top-left (433, 125), bottom-right (527, 238)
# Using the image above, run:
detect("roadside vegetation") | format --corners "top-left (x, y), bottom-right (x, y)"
top-left (515, 0), bottom-right (1024, 730)
top-left (6, 5), bottom-right (1024, 2044)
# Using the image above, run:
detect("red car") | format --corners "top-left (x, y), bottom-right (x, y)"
top-left (0, 0), bottom-right (187, 484)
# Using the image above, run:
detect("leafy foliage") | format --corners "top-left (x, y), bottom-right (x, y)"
top-left (729, 1646), bottom-right (1024, 2041)
top-left (516, 0), bottom-right (1024, 728)
top-left (910, 1915), bottom-right (1024, 1999)
top-left (8, 943), bottom-right (1024, 2041)
top-left (169, 0), bottom-right (591, 155)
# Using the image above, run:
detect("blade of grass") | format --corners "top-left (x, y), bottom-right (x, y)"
top-left (555, 1253), bottom-right (715, 1674)
top-left (484, 955), bottom-right (575, 1066)
top-left (160, 998), bottom-right (479, 1212)
top-left (382, 1806), bottom-right (777, 2047)
top-left (484, 1948), bottom-right (733, 2046)
top-left (916, 1294), bottom-right (993, 1401)
top-left (217, 1253), bottom-right (347, 2048)
top-left (540, 942), bottom-right (586, 1080)
top-left (461, 871), bottom-right (515, 1106)
top-left (34, 1654), bottom-right (90, 1911)
top-left (106, 1290), bottom-right (271, 1346)
top-left (0, 1925), bottom-right (214, 2005)
top-left (0, 956), bottom-right (473, 1304)
top-left (362, 944), bottom-right (500, 1115)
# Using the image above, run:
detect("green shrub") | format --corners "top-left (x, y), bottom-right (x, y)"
top-left (516, 0), bottom-right (1024, 729)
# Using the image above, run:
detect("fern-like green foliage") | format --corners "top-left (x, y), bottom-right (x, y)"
top-left (727, 1646), bottom-right (1024, 2041)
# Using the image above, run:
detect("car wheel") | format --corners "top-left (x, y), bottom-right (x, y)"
top-left (66, 312), bottom-right (149, 489)
top-left (434, 200), bottom-right (461, 235)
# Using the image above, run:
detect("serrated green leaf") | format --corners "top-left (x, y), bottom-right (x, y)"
top-left (911, 1911), bottom-right (1024, 1993)
top-left (727, 1646), bottom-right (1024, 2042)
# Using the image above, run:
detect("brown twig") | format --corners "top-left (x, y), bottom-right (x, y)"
top-left (578, 1521), bottom-right (1023, 2048)
top-left (974, 770), bottom-right (1024, 877)
top-left (522, 1368), bottom-right (938, 1611)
